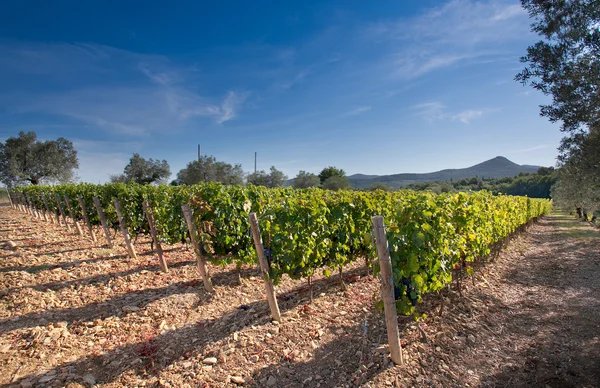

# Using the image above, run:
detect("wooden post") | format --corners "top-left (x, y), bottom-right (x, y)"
top-left (28, 194), bottom-right (41, 219)
top-left (23, 194), bottom-right (33, 216)
top-left (248, 212), bottom-right (282, 322)
top-left (42, 192), bottom-right (55, 224)
top-left (182, 204), bottom-right (214, 292)
top-left (18, 194), bottom-right (26, 213)
top-left (5, 189), bottom-right (13, 208)
top-left (64, 195), bottom-right (84, 238)
top-left (372, 216), bottom-right (403, 365)
top-left (37, 195), bottom-right (49, 222)
top-left (18, 194), bottom-right (25, 213)
top-left (143, 201), bottom-right (168, 272)
top-left (93, 196), bottom-right (113, 248)
top-left (41, 193), bottom-right (54, 224)
top-left (77, 196), bottom-right (97, 243)
top-left (114, 199), bottom-right (138, 259)
top-left (55, 194), bottom-right (72, 231)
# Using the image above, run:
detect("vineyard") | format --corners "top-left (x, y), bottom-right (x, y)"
top-left (8, 183), bottom-right (551, 317)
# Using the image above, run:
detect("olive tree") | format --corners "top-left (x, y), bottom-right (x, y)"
top-left (0, 131), bottom-right (79, 186)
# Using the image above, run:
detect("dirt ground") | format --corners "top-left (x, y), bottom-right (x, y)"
top-left (0, 203), bottom-right (598, 388)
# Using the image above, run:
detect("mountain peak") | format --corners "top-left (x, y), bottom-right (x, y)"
top-left (346, 157), bottom-right (544, 189)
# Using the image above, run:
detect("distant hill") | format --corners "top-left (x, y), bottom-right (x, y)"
top-left (346, 156), bottom-right (544, 189)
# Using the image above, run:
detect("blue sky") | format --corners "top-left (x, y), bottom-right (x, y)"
top-left (0, 0), bottom-right (563, 183)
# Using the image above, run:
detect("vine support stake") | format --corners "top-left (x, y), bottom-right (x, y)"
top-left (93, 196), bottom-right (113, 248)
top-left (77, 196), bottom-right (97, 243)
top-left (372, 216), bottom-right (404, 366)
top-left (5, 188), bottom-right (13, 208)
top-left (143, 201), bottom-right (168, 273)
top-left (114, 199), bottom-right (138, 260)
top-left (18, 193), bottom-right (26, 213)
top-left (41, 193), bottom-right (55, 224)
top-left (64, 195), bottom-right (84, 238)
top-left (24, 194), bottom-right (35, 217)
top-left (182, 204), bottom-right (213, 292)
top-left (37, 195), bottom-right (49, 222)
top-left (54, 194), bottom-right (71, 232)
top-left (249, 212), bottom-right (282, 323)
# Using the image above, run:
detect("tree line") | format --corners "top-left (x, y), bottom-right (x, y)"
top-left (0, 131), bottom-right (352, 190)
top-left (517, 0), bottom-right (599, 218)
top-left (405, 168), bottom-right (557, 199)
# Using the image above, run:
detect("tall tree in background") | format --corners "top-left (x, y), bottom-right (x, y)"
top-left (110, 153), bottom-right (171, 184)
top-left (175, 155), bottom-right (244, 186)
top-left (292, 170), bottom-right (320, 189)
top-left (0, 131), bottom-right (79, 186)
top-left (516, 0), bottom-right (599, 211)
top-left (247, 166), bottom-right (288, 188)
top-left (318, 166), bottom-right (350, 191)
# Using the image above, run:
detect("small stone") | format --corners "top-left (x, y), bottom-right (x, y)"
top-left (203, 357), bottom-right (218, 365)
top-left (20, 381), bottom-right (33, 388)
top-left (266, 376), bottom-right (277, 386)
top-left (181, 361), bottom-right (193, 368)
top-left (0, 344), bottom-right (11, 353)
top-left (82, 374), bottom-right (96, 386)
top-left (5, 241), bottom-right (17, 249)
top-left (230, 376), bottom-right (245, 385)
top-left (467, 335), bottom-right (476, 345)
top-left (122, 306), bottom-right (140, 313)
top-left (249, 355), bottom-right (259, 363)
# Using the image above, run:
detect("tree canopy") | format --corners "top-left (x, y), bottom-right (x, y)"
top-left (175, 155), bottom-right (244, 186)
top-left (318, 166), bottom-right (350, 191)
top-left (0, 131), bottom-right (79, 186)
top-left (110, 153), bottom-right (171, 184)
top-left (516, 0), bottom-right (600, 137)
top-left (318, 166), bottom-right (346, 184)
top-left (247, 166), bottom-right (288, 188)
top-left (292, 170), bottom-right (320, 189)
top-left (517, 0), bottom-right (599, 212)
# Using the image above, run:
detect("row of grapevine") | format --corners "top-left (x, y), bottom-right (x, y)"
top-left (9, 183), bottom-right (551, 315)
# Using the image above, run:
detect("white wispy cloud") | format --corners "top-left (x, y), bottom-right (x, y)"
top-left (366, 0), bottom-right (531, 78)
top-left (0, 42), bottom-right (248, 135)
top-left (509, 144), bottom-right (549, 153)
top-left (410, 102), bottom-right (449, 122)
top-left (280, 69), bottom-right (310, 90)
top-left (411, 102), bottom-right (483, 124)
top-left (345, 106), bottom-right (372, 116)
top-left (452, 110), bottom-right (483, 124)
top-left (218, 91), bottom-right (250, 124)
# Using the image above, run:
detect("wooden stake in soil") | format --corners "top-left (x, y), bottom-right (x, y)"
top-left (248, 212), bottom-right (282, 322)
top-left (18, 193), bottom-right (25, 213)
top-left (114, 199), bottom-right (138, 260)
top-left (93, 196), bottom-right (113, 248)
top-left (63, 195), bottom-right (84, 238)
top-left (5, 189), bottom-right (13, 208)
top-left (41, 193), bottom-right (56, 225)
top-left (77, 196), bottom-right (97, 243)
top-left (24, 194), bottom-right (34, 216)
top-left (182, 204), bottom-right (214, 292)
top-left (372, 216), bottom-right (404, 365)
top-left (143, 201), bottom-right (168, 272)
top-left (37, 195), bottom-right (49, 222)
top-left (29, 194), bottom-right (41, 219)
top-left (54, 194), bottom-right (72, 231)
